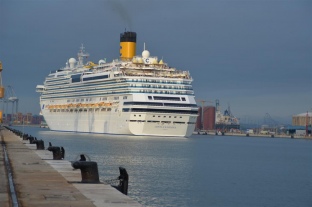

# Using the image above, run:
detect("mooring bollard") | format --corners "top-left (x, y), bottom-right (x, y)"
top-left (47, 146), bottom-right (65, 160)
top-left (72, 161), bottom-right (100, 183)
top-left (22, 134), bottom-right (28, 140)
top-left (79, 154), bottom-right (87, 161)
top-left (28, 137), bottom-right (36, 144)
top-left (113, 167), bottom-right (129, 195)
top-left (33, 139), bottom-right (45, 150)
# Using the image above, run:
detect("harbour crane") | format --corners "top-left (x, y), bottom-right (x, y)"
top-left (0, 93), bottom-right (9, 124)
top-left (263, 113), bottom-right (279, 134)
top-left (6, 85), bottom-right (19, 124)
top-left (263, 113), bottom-right (278, 128)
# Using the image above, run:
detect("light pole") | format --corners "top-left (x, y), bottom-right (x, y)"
top-left (22, 117), bottom-right (25, 137)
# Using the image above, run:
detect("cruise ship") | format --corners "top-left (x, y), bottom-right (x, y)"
top-left (36, 32), bottom-right (198, 137)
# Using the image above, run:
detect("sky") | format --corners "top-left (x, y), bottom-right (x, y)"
top-left (0, 0), bottom-right (311, 124)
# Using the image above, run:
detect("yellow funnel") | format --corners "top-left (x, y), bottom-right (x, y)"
top-left (120, 32), bottom-right (136, 61)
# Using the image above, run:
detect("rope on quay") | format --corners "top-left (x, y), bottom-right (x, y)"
top-left (1, 129), bottom-right (19, 207)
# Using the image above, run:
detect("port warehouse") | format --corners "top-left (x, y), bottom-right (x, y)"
top-left (292, 112), bottom-right (312, 126)
top-left (1, 110), bottom-right (311, 135)
top-left (290, 112), bottom-right (312, 135)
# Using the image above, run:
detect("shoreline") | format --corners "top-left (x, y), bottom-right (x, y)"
top-left (195, 131), bottom-right (312, 139)
top-left (8, 124), bottom-right (312, 139)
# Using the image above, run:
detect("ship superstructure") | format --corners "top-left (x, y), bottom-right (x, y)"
top-left (215, 99), bottom-right (240, 130)
top-left (36, 32), bottom-right (198, 137)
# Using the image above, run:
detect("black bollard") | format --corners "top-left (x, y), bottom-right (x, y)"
top-left (33, 140), bottom-right (45, 150)
top-left (28, 137), bottom-right (35, 144)
top-left (47, 146), bottom-right (64, 160)
top-left (22, 134), bottom-right (28, 140)
top-left (61, 147), bottom-right (65, 159)
top-left (72, 161), bottom-right (100, 183)
top-left (113, 167), bottom-right (129, 195)
top-left (79, 154), bottom-right (87, 161)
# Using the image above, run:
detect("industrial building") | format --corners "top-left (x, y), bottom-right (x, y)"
top-left (196, 106), bottom-right (215, 131)
top-left (195, 100), bottom-right (240, 132)
top-left (292, 112), bottom-right (312, 126)
top-left (2, 113), bottom-right (44, 125)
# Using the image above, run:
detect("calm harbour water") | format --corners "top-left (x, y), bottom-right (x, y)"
top-left (13, 126), bottom-right (312, 207)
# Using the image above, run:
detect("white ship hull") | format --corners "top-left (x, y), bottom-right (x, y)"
top-left (42, 106), bottom-right (196, 137)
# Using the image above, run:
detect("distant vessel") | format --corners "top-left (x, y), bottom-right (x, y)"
top-left (40, 121), bottom-right (49, 128)
top-left (36, 31), bottom-right (198, 137)
top-left (215, 100), bottom-right (240, 130)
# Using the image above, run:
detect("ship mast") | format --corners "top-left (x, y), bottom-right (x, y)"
top-left (77, 44), bottom-right (89, 67)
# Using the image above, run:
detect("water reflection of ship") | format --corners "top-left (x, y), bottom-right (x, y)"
top-left (215, 99), bottom-right (240, 130)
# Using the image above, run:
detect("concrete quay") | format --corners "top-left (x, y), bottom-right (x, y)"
top-left (0, 127), bottom-right (142, 207)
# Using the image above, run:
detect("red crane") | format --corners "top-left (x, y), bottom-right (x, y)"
top-left (306, 111), bottom-right (309, 137)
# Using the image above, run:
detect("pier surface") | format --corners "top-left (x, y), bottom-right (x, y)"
top-left (0, 127), bottom-right (142, 207)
